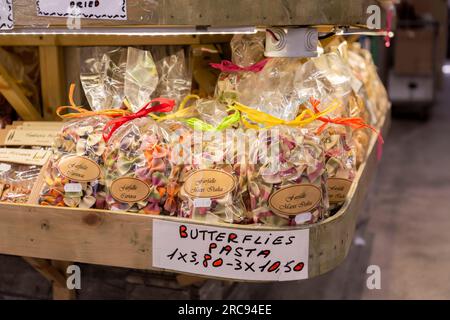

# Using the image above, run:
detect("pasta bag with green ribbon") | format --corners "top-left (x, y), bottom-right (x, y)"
top-left (103, 98), bottom-right (177, 214)
top-left (247, 127), bottom-right (328, 226)
top-left (39, 86), bottom-right (129, 209)
top-left (159, 97), bottom-right (250, 223)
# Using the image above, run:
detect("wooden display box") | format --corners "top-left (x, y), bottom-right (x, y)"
top-left (0, 110), bottom-right (390, 282)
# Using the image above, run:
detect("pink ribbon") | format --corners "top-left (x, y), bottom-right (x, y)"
top-left (210, 58), bottom-right (270, 73)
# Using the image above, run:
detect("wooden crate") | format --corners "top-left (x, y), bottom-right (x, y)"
top-left (0, 109), bottom-right (390, 282)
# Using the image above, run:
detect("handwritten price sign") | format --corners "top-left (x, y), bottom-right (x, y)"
top-left (152, 220), bottom-right (309, 281)
top-left (0, 0), bottom-right (13, 30)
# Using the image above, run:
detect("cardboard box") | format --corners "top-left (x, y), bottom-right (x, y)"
top-left (394, 28), bottom-right (435, 76)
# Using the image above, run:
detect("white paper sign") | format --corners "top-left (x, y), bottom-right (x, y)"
top-left (0, 0), bottom-right (13, 30)
top-left (152, 220), bottom-right (309, 281)
top-left (36, 0), bottom-right (127, 20)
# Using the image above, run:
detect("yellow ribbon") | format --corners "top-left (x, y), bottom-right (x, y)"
top-left (56, 84), bottom-right (131, 119)
top-left (152, 94), bottom-right (200, 122)
top-left (228, 99), bottom-right (342, 129)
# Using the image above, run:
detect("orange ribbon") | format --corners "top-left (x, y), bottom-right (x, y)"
top-left (309, 97), bottom-right (384, 160)
top-left (102, 98), bottom-right (175, 143)
top-left (56, 84), bottom-right (131, 119)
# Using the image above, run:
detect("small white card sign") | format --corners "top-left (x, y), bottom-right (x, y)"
top-left (36, 0), bottom-right (127, 20)
top-left (152, 220), bottom-right (309, 281)
top-left (0, 0), bottom-right (13, 30)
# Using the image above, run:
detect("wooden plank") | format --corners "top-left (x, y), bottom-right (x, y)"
top-left (39, 46), bottom-right (66, 120)
top-left (0, 110), bottom-right (390, 281)
top-left (0, 62), bottom-right (42, 121)
top-left (10, 0), bottom-right (387, 28)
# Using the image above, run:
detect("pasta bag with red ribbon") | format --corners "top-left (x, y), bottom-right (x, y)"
top-left (213, 33), bottom-right (268, 103)
top-left (246, 126), bottom-right (328, 226)
top-left (103, 98), bottom-right (178, 214)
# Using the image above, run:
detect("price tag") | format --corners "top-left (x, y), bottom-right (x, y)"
top-left (36, 0), bottom-right (127, 20)
top-left (193, 198), bottom-right (212, 208)
top-left (0, 0), bottom-right (13, 30)
top-left (152, 220), bottom-right (309, 281)
top-left (64, 183), bottom-right (82, 193)
top-left (0, 163), bottom-right (11, 172)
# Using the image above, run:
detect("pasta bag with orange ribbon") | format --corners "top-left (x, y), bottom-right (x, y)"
top-left (247, 126), bottom-right (328, 227)
top-left (294, 53), bottom-right (357, 212)
top-left (103, 116), bottom-right (177, 214)
top-left (39, 116), bottom-right (110, 209)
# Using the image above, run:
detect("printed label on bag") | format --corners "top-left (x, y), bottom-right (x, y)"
top-left (0, 163), bottom-right (11, 172)
top-left (58, 156), bottom-right (101, 182)
top-left (152, 220), bottom-right (310, 281)
top-left (5, 129), bottom-right (57, 147)
top-left (269, 184), bottom-right (322, 216)
top-left (110, 177), bottom-right (151, 203)
top-left (36, 0), bottom-right (127, 20)
top-left (193, 198), bottom-right (212, 208)
top-left (182, 169), bottom-right (236, 199)
top-left (327, 178), bottom-right (352, 203)
top-left (0, 148), bottom-right (51, 166)
top-left (0, 0), bottom-right (13, 30)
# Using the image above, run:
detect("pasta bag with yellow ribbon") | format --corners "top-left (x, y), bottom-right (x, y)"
top-left (230, 101), bottom-right (329, 226)
top-left (102, 98), bottom-right (177, 214)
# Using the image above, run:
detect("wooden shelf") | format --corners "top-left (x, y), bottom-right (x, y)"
top-left (0, 109), bottom-right (391, 282)
top-left (9, 0), bottom-right (388, 29)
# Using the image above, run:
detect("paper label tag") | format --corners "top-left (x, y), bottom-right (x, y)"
top-left (193, 198), bottom-right (212, 208)
top-left (16, 121), bottom-right (64, 130)
top-left (36, 0), bottom-right (127, 20)
top-left (64, 183), bottom-right (82, 193)
top-left (182, 169), bottom-right (236, 199)
top-left (0, 148), bottom-right (51, 166)
top-left (327, 178), bottom-right (352, 204)
top-left (0, 163), bottom-right (11, 172)
top-left (5, 129), bottom-right (57, 147)
top-left (269, 184), bottom-right (322, 216)
top-left (57, 155), bottom-right (101, 182)
top-left (0, 0), bottom-right (13, 30)
top-left (110, 177), bottom-right (151, 203)
top-left (152, 220), bottom-right (309, 281)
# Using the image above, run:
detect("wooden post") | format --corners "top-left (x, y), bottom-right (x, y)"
top-left (39, 46), bottom-right (66, 120)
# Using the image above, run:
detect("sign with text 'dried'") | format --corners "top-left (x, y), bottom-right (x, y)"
top-left (152, 220), bottom-right (309, 281)
top-left (36, 0), bottom-right (127, 20)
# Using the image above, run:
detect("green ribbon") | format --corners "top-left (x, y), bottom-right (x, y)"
top-left (181, 111), bottom-right (241, 131)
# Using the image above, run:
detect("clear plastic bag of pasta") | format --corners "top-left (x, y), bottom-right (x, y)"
top-left (103, 117), bottom-right (177, 214)
top-left (247, 127), bottom-right (328, 227)
top-left (39, 116), bottom-right (109, 209)
top-left (176, 128), bottom-right (250, 224)
top-left (0, 163), bottom-right (40, 203)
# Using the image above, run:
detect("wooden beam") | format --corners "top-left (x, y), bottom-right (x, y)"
top-left (11, 0), bottom-right (388, 28)
top-left (0, 62), bottom-right (42, 121)
top-left (51, 260), bottom-right (76, 300)
top-left (39, 46), bottom-right (66, 120)
top-left (22, 257), bottom-right (67, 287)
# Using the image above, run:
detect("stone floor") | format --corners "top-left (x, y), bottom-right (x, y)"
top-left (1, 76), bottom-right (450, 300)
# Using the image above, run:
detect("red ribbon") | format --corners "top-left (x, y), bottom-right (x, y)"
top-left (210, 58), bottom-right (270, 73)
top-left (103, 98), bottom-right (175, 142)
top-left (309, 98), bottom-right (385, 161)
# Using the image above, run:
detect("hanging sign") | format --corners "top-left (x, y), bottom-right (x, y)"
top-left (152, 220), bottom-right (310, 281)
top-left (0, 0), bottom-right (13, 30)
top-left (36, 0), bottom-right (127, 20)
